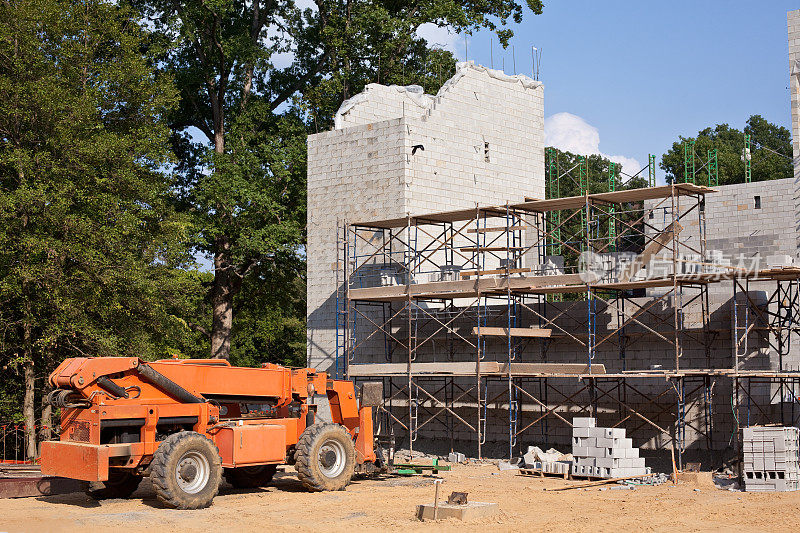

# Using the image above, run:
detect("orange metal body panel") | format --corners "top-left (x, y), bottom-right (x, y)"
top-left (40, 441), bottom-right (111, 481)
top-left (327, 380), bottom-right (360, 433)
top-left (60, 401), bottom-right (212, 446)
top-left (214, 424), bottom-right (287, 467)
top-left (355, 407), bottom-right (376, 463)
top-left (146, 360), bottom-right (300, 406)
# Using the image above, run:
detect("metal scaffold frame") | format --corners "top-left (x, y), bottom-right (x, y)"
top-left (335, 183), bottom-right (800, 466)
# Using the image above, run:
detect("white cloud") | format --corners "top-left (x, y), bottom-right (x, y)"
top-left (544, 112), bottom-right (642, 178)
top-left (416, 23), bottom-right (463, 56)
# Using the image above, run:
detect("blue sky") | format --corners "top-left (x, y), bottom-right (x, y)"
top-left (418, 1), bottom-right (798, 184)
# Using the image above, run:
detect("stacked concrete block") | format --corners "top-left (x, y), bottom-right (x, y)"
top-left (743, 426), bottom-right (800, 492)
top-left (571, 417), bottom-right (650, 478)
top-left (526, 460), bottom-right (571, 476)
top-left (334, 84), bottom-right (433, 129)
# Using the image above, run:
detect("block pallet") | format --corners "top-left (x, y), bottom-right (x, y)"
top-left (571, 417), bottom-right (650, 479)
top-left (743, 426), bottom-right (800, 492)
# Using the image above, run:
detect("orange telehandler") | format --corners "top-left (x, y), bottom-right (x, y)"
top-left (40, 357), bottom-right (383, 509)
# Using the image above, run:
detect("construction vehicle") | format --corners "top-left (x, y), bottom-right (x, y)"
top-left (40, 357), bottom-right (383, 509)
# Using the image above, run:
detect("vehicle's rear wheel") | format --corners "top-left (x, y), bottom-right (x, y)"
top-left (294, 423), bottom-right (355, 492)
top-left (150, 431), bottom-right (222, 509)
top-left (86, 470), bottom-right (142, 500)
top-left (224, 464), bottom-right (278, 488)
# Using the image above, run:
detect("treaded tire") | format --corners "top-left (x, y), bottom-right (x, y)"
top-left (86, 470), bottom-right (142, 500)
top-left (294, 423), bottom-right (355, 492)
top-left (224, 464), bottom-right (278, 488)
top-left (150, 431), bottom-right (222, 509)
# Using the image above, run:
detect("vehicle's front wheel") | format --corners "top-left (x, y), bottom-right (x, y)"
top-left (150, 431), bottom-right (222, 509)
top-left (294, 423), bottom-right (355, 492)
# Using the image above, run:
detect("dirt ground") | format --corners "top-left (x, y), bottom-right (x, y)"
top-left (2, 464), bottom-right (800, 532)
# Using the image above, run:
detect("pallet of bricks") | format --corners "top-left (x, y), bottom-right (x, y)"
top-left (571, 417), bottom-right (650, 478)
top-left (742, 426), bottom-right (800, 492)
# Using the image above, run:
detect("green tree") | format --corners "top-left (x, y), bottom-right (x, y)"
top-left (661, 115), bottom-right (792, 185)
top-left (545, 149), bottom-right (648, 260)
top-left (0, 0), bottom-right (197, 458)
top-left (230, 252), bottom-right (306, 368)
top-left (132, 0), bottom-right (544, 360)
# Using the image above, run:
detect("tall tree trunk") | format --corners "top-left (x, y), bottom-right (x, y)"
top-left (23, 358), bottom-right (36, 461)
top-left (209, 93), bottom-right (233, 359)
top-left (40, 378), bottom-right (52, 456)
top-left (40, 402), bottom-right (52, 456)
top-left (22, 282), bottom-right (36, 461)
top-left (211, 235), bottom-right (233, 359)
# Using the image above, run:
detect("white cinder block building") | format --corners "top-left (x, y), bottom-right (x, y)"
top-left (307, 62), bottom-right (546, 372)
top-left (788, 10), bottom-right (800, 253)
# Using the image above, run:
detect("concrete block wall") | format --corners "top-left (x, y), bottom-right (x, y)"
top-left (404, 66), bottom-right (545, 214)
top-left (307, 118), bottom-right (408, 372)
top-left (702, 179), bottom-right (793, 265)
top-left (646, 179), bottom-right (796, 275)
top-left (309, 20), bottom-right (800, 456)
top-left (788, 10), bottom-right (800, 253)
top-left (307, 62), bottom-right (546, 374)
top-left (335, 84), bottom-right (433, 129)
top-left (381, 373), bottom-right (730, 462)
top-left (645, 178), bottom-right (800, 372)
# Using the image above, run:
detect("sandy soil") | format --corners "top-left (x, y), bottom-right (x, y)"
top-left (2, 464), bottom-right (799, 532)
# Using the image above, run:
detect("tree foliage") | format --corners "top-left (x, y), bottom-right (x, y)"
top-left (661, 115), bottom-right (792, 185)
top-left (230, 252), bottom-right (306, 368)
top-left (0, 0), bottom-right (204, 443)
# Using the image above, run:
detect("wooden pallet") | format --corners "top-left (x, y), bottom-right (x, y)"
top-left (518, 468), bottom-right (570, 480)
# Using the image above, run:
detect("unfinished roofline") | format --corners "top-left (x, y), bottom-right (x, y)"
top-left (334, 61), bottom-right (544, 130)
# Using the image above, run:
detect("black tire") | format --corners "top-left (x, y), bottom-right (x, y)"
top-left (223, 464), bottom-right (278, 488)
top-left (294, 423), bottom-right (355, 492)
top-left (150, 431), bottom-right (222, 509)
top-left (86, 470), bottom-right (142, 500)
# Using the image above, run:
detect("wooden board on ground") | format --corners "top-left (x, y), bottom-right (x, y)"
top-left (518, 468), bottom-right (570, 480)
top-left (0, 476), bottom-right (86, 499)
top-left (545, 473), bottom-right (656, 491)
